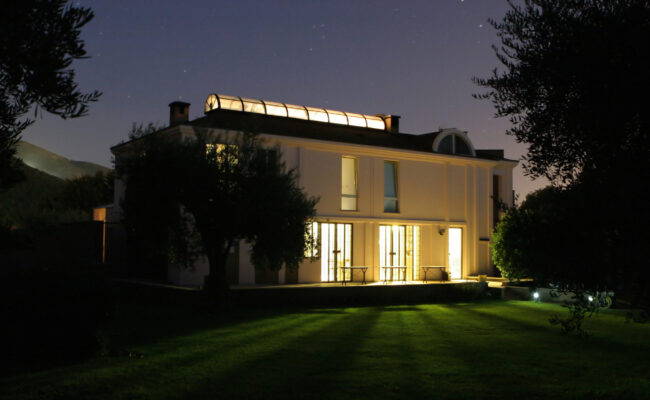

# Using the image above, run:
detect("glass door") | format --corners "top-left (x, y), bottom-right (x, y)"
top-left (379, 225), bottom-right (420, 281)
top-left (448, 227), bottom-right (462, 280)
top-left (320, 223), bottom-right (352, 282)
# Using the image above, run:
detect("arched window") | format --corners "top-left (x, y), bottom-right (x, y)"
top-left (432, 130), bottom-right (475, 156)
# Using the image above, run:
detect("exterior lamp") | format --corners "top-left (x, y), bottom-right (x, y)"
top-left (588, 295), bottom-right (594, 302)
top-left (532, 292), bottom-right (540, 302)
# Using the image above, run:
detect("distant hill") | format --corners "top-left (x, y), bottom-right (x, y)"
top-left (0, 162), bottom-right (66, 226)
top-left (16, 141), bottom-right (111, 180)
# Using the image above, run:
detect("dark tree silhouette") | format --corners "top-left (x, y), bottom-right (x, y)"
top-left (118, 130), bottom-right (318, 306)
top-left (480, 1), bottom-right (650, 328)
top-left (0, 1), bottom-right (101, 191)
top-left (475, 0), bottom-right (650, 183)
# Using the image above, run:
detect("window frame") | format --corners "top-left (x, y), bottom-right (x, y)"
top-left (383, 160), bottom-right (399, 213)
top-left (432, 130), bottom-right (476, 157)
top-left (341, 156), bottom-right (359, 211)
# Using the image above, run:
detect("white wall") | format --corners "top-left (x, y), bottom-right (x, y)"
top-left (112, 127), bottom-right (516, 285)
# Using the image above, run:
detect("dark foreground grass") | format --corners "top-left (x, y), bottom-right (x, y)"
top-left (2, 301), bottom-right (649, 400)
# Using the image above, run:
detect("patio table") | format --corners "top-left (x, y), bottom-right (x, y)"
top-left (340, 266), bottom-right (369, 285)
top-left (420, 266), bottom-right (448, 282)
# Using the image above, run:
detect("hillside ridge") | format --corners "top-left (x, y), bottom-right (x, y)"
top-left (16, 141), bottom-right (111, 180)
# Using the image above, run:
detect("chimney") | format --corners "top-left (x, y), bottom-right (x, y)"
top-left (169, 101), bottom-right (190, 126)
top-left (380, 115), bottom-right (400, 133)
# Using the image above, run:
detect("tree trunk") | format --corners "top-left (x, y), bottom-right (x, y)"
top-left (204, 244), bottom-right (231, 309)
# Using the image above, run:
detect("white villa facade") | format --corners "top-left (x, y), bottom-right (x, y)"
top-left (110, 94), bottom-right (516, 287)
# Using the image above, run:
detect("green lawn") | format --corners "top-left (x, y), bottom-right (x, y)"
top-left (3, 301), bottom-right (649, 399)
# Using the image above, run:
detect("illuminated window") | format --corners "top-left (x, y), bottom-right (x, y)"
top-left (326, 109), bottom-right (347, 125)
top-left (204, 93), bottom-right (386, 130)
top-left (304, 221), bottom-right (320, 258)
top-left (263, 101), bottom-right (288, 117)
top-left (365, 116), bottom-right (385, 130)
top-left (384, 161), bottom-right (398, 213)
top-left (206, 143), bottom-right (238, 164)
top-left (205, 94), bottom-right (218, 112)
top-left (379, 225), bottom-right (420, 281)
top-left (449, 228), bottom-right (462, 279)
top-left (320, 223), bottom-right (352, 282)
top-left (218, 95), bottom-right (243, 111)
top-left (306, 107), bottom-right (329, 123)
top-left (286, 104), bottom-right (308, 120)
top-left (345, 112), bottom-right (366, 128)
top-left (241, 98), bottom-right (265, 114)
top-left (341, 156), bottom-right (358, 211)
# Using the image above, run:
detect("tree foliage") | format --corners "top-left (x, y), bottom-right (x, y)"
top-left (475, 0), bottom-right (650, 183)
top-left (49, 171), bottom-right (114, 216)
top-left (480, 0), bottom-right (650, 332)
top-left (127, 122), bottom-right (166, 141)
top-left (492, 186), bottom-right (608, 288)
top-left (493, 170), bottom-right (650, 331)
top-left (0, 1), bottom-right (101, 191)
top-left (118, 129), bottom-right (318, 304)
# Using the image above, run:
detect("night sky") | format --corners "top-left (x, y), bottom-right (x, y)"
top-left (22, 0), bottom-right (547, 198)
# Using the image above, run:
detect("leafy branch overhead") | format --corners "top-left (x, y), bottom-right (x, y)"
top-left (1, 0), bottom-right (101, 190)
top-left (474, 0), bottom-right (650, 183)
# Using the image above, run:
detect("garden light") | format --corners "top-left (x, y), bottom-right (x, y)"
top-left (533, 292), bottom-right (539, 300)
top-left (588, 296), bottom-right (594, 302)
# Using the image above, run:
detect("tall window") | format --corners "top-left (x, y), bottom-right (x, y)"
top-left (341, 156), bottom-right (358, 211)
top-left (384, 161), bottom-right (399, 213)
top-left (321, 223), bottom-right (352, 282)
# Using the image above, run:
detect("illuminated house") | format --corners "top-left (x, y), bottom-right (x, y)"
top-left (111, 94), bottom-right (516, 286)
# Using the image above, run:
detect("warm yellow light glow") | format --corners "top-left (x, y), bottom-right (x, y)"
top-left (92, 208), bottom-right (107, 222)
top-left (341, 156), bottom-right (358, 211)
top-left (204, 93), bottom-right (387, 130)
top-left (241, 98), bottom-right (265, 114)
top-left (217, 95), bottom-right (243, 111)
top-left (206, 143), bottom-right (238, 164)
top-left (263, 100), bottom-right (288, 117)
top-left (345, 112), bottom-right (366, 128)
top-left (205, 94), bottom-right (218, 113)
top-left (286, 104), bottom-right (308, 120)
top-left (304, 221), bottom-right (319, 257)
top-left (326, 109), bottom-right (347, 125)
top-left (379, 225), bottom-right (419, 281)
top-left (321, 223), bottom-right (352, 282)
top-left (306, 107), bottom-right (329, 123)
top-left (365, 115), bottom-right (385, 130)
top-left (449, 227), bottom-right (462, 280)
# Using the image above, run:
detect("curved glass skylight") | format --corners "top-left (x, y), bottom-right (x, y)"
top-left (204, 93), bottom-right (386, 131)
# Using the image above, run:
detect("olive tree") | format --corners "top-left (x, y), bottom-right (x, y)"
top-left (119, 130), bottom-right (317, 306)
